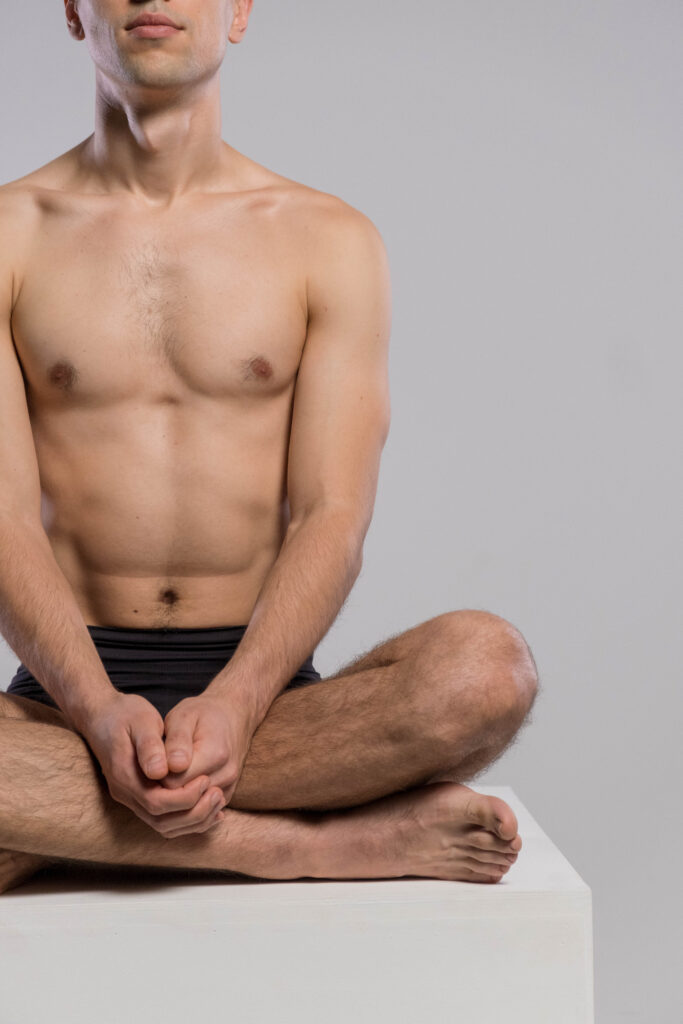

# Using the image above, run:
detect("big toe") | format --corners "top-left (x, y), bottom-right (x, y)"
top-left (469, 792), bottom-right (518, 841)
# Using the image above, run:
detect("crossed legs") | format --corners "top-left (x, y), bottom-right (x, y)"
top-left (0, 609), bottom-right (538, 888)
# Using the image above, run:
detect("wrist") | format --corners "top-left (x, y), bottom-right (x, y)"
top-left (64, 682), bottom-right (118, 736)
top-left (205, 671), bottom-right (270, 732)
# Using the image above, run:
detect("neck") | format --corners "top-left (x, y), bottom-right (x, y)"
top-left (82, 72), bottom-right (230, 205)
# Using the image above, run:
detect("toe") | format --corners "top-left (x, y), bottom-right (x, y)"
top-left (468, 848), bottom-right (514, 867)
top-left (463, 860), bottom-right (507, 882)
top-left (464, 791), bottom-right (518, 841)
top-left (468, 829), bottom-right (519, 854)
top-left (488, 796), bottom-right (518, 840)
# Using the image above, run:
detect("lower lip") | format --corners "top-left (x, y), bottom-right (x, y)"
top-left (128, 25), bottom-right (181, 38)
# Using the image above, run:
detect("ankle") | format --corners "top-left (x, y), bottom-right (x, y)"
top-left (218, 807), bottom-right (326, 880)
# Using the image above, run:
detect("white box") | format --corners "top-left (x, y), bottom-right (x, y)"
top-left (0, 785), bottom-right (594, 1023)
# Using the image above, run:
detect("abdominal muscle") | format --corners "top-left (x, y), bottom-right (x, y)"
top-left (34, 392), bottom-right (294, 629)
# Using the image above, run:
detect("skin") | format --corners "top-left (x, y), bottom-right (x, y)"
top-left (25, 0), bottom-right (354, 631)
top-left (0, 0), bottom-right (539, 891)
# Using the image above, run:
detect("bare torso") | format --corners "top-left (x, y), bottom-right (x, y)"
top-left (5, 140), bottom-right (336, 628)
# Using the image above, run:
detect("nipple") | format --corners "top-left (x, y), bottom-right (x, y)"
top-left (248, 356), bottom-right (273, 380)
top-left (48, 360), bottom-right (78, 391)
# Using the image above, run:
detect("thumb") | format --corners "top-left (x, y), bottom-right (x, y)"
top-left (130, 719), bottom-right (168, 780)
top-left (163, 716), bottom-right (195, 774)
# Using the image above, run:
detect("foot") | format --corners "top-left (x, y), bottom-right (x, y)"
top-left (0, 848), bottom-right (52, 895)
top-left (310, 781), bottom-right (523, 882)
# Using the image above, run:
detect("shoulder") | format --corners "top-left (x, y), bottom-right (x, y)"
top-left (0, 137), bottom-right (84, 202)
top-left (270, 183), bottom-right (392, 328)
top-left (0, 177), bottom-right (41, 232)
top-left (273, 182), bottom-right (390, 307)
top-left (235, 148), bottom-right (390, 304)
top-left (0, 140), bottom-right (86, 308)
top-left (284, 179), bottom-right (386, 256)
top-left (0, 180), bottom-right (42, 310)
top-left (238, 149), bottom-right (386, 255)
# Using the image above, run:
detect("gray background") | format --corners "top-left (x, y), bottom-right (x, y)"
top-left (1, 2), bottom-right (681, 1021)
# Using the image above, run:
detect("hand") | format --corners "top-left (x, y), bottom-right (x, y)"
top-left (82, 691), bottom-right (226, 839)
top-left (158, 692), bottom-right (255, 811)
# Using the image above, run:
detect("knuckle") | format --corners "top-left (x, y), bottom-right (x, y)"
top-left (214, 747), bottom-right (229, 767)
top-left (144, 795), bottom-right (163, 816)
top-left (162, 775), bottom-right (184, 791)
top-left (147, 813), bottom-right (170, 834)
top-left (201, 808), bottom-right (220, 829)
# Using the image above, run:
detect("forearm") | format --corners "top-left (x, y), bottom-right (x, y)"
top-left (205, 507), bottom-right (363, 727)
top-left (0, 513), bottom-right (116, 733)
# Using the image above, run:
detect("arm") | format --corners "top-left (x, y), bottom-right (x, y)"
top-left (205, 202), bottom-right (392, 729)
top-left (0, 196), bottom-right (117, 735)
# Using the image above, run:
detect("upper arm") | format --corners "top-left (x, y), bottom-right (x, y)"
top-left (286, 200), bottom-right (392, 538)
top-left (0, 188), bottom-right (43, 523)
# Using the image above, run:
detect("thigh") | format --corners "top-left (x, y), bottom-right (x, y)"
top-left (324, 611), bottom-right (466, 680)
top-left (0, 689), bottom-right (75, 730)
top-left (325, 609), bottom-right (516, 682)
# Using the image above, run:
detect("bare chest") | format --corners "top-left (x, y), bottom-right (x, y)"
top-left (12, 194), bottom-right (308, 406)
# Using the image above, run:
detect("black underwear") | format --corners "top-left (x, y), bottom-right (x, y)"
top-left (6, 624), bottom-right (323, 719)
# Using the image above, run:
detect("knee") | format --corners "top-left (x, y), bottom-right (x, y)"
top-left (0, 690), bottom-right (74, 730)
top-left (430, 609), bottom-right (539, 724)
top-left (0, 691), bottom-right (22, 719)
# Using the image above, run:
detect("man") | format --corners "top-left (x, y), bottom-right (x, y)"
top-left (0, 0), bottom-right (538, 893)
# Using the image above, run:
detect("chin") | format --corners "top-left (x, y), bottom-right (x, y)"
top-left (122, 62), bottom-right (195, 90)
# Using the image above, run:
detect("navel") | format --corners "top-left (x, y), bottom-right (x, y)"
top-left (159, 588), bottom-right (180, 606)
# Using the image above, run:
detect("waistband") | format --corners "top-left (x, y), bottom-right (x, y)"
top-left (85, 623), bottom-right (250, 649)
top-left (9, 621), bottom-right (320, 687)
